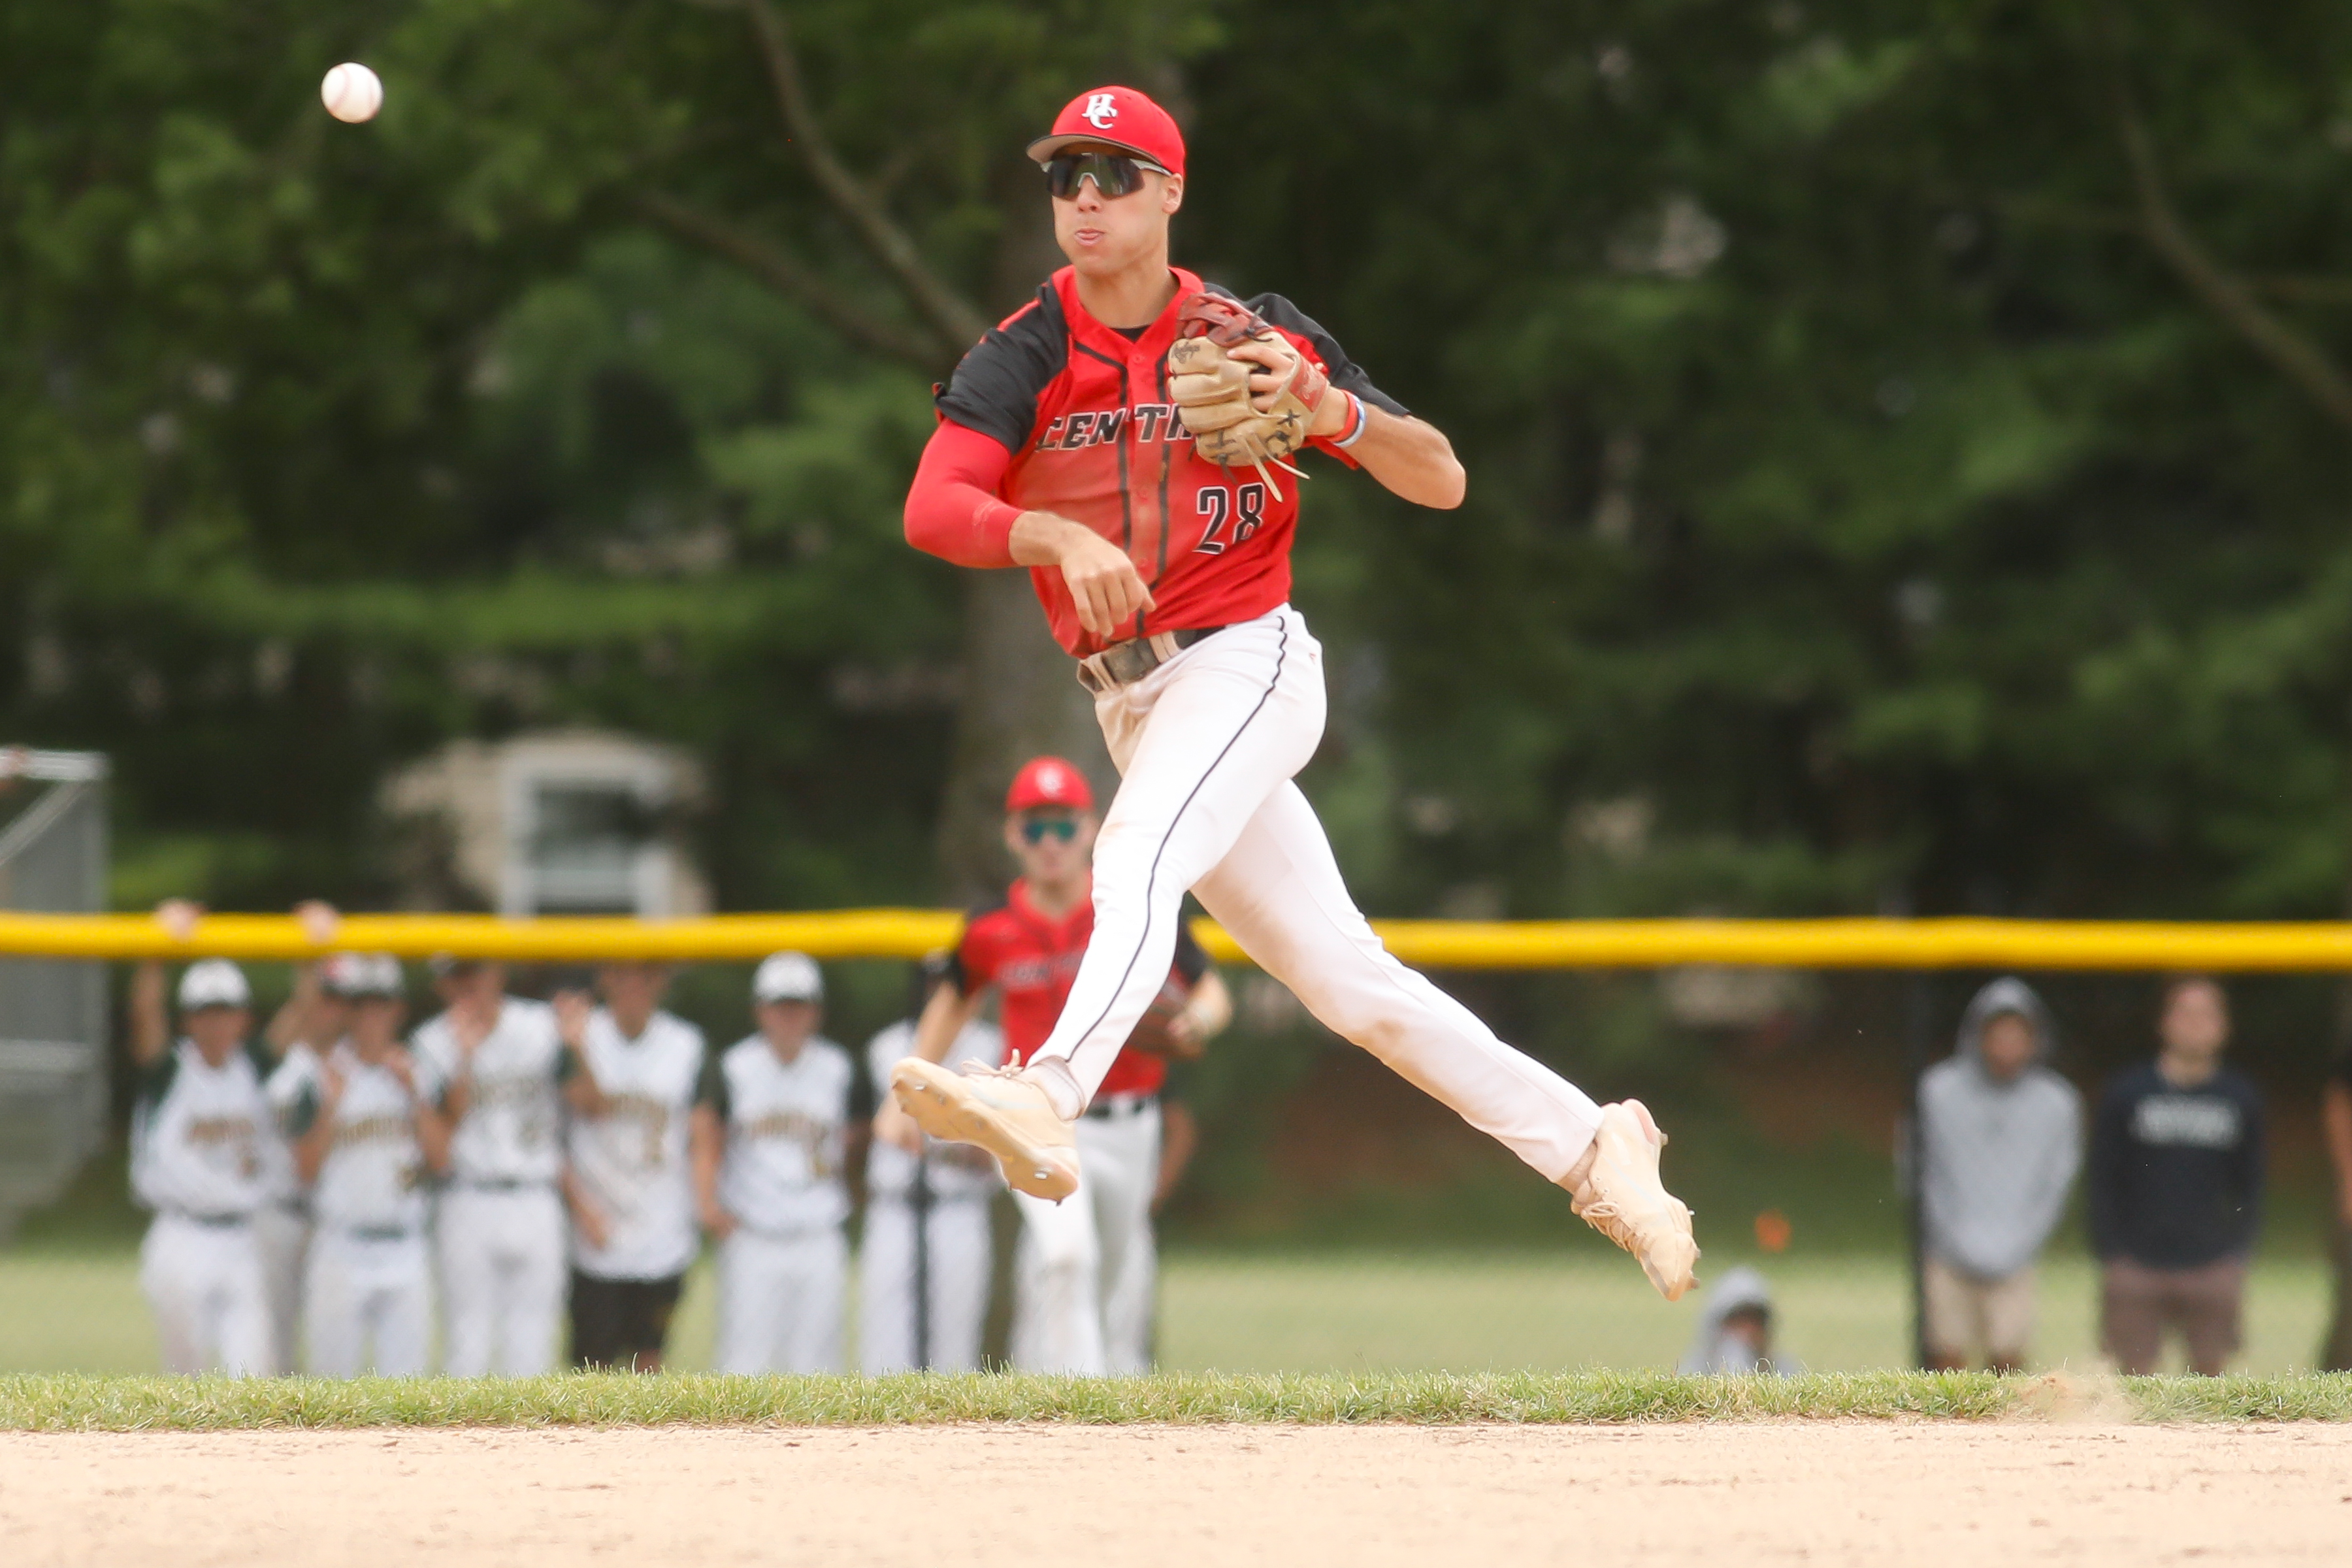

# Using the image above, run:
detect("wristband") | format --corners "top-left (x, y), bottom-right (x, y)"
top-left (1332, 391), bottom-right (1369, 449)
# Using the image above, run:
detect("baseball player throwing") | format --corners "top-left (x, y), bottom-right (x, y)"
top-left (127, 956), bottom-right (277, 1375)
top-left (411, 956), bottom-right (570, 1376)
top-left (880, 757), bottom-right (1228, 1371)
top-left (691, 952), bottom-right (854, 1374)
top-left (896, 86), bottom-right (1697, 1298)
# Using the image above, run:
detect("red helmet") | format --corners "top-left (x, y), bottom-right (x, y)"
top-left (1005, 756), bottom-right (1095, 814)
top-left (1026, 86), bottom-right (1186, 178)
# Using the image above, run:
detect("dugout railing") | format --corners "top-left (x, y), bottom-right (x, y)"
top-left (7, 907), bottom-right (2342, 1366)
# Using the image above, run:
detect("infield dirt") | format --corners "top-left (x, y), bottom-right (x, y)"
top-left (5, 1421), bottom-right (2344, 1565)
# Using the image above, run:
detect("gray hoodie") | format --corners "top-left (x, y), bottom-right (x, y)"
top-left (1919, 977), bottom-right (2083, 1279)
top-left (1678, 1266), bottom-right (1802, 1375)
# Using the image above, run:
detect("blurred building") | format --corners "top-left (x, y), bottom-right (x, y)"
top-left (382, 730), bottom-right (709, 916)
top-left (0, 748), bottom-right (110, 1241)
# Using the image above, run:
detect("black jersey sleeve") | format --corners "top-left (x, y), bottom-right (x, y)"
top-left (1218, 286), bottom-right (1412, 419)
top-left (1172, 919), bottom-right (1211, 985)
top-left (694, 1051), bottom-right (730, 1119)
top-left (934, 287), bottom-right (1070, 454)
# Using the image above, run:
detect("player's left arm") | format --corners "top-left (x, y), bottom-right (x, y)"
top-left (689, 1057), bottom-right (736, 1237)
top-left (1228, 295), bottom-right (1466, 510)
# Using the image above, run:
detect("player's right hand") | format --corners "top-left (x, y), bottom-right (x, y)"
top-left (1024, 512), bottom-right (1154, 638)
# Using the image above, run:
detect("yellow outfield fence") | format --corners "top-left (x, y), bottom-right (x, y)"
top-left (10, 911), bottom-right (2352, 972)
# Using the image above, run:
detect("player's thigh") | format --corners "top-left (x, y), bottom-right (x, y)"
top-left (1094, 625), bottom-right (1326, 888)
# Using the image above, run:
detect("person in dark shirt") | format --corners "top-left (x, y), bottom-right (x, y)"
top-left (2321, 1045), bottom-right (2352, 1371)
top-left (2087, 975), bottom-right (2264, 1375)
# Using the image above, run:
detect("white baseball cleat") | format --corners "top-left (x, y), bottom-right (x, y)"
top-left (1570, 1100), bottom-right (1699, 1301)
top-left (891, 1058), bottom-right (1080, 1200)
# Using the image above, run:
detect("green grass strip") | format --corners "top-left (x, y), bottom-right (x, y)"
top-left (5, 1369), bottom-right (2351, 1429)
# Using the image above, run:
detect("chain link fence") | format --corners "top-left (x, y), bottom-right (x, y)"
top-left (0, 750), bottom-right (108, 1241)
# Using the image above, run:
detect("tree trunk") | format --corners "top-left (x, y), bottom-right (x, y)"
top-left (931, 177), bottom-right (1109, 906)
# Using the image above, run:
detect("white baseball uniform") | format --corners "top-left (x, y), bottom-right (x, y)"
top-left (130, 1040), bottom-right (276, 1375)
top-left (251, 1040), bottom-right (313, 1375)
top-left (272, 1044), bottom-right (436, 1377)
top-left (566, 1007), bottom-right (704, 1283)
top-left (860, 1017), bottom-right (1004, 1374)
top-left (412, 998), bottom-right (567, 1376)
top-left (1012, 1096), bottom-right (1160, 1375)
top-left (1030, 608), bottom-right (1605, 1180)
top-left (701, 1034), bottom-right (853, 1373)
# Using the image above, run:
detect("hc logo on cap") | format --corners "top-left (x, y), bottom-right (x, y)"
top-left (1081, 92), bottom-right (1119, 129)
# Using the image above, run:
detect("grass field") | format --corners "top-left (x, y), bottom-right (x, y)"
top-left (3, 1243), bottom-right (2335, 1378)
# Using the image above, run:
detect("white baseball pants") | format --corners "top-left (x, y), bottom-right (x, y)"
top-left (714, 1227), bottom-right (846, 1374)
top-left (436, 1186), bottom-right (567, 1377)
top-left (304, 1232), bottom-right (433, 1377)
top-left (859, 1192), bottom-right (992, 1374)
top-left (140, 1214), bottom-right (272, 1377)
top-left (1011, 1102), bottom-right (1161, 1375)
top-left (251, 1203), bottom-right (310, 1375)
top-left (1031, 606), bottom-right (1604, 1184)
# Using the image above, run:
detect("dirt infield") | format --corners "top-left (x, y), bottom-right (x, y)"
top-left (5, 1422), bottom-right (2346, 1565)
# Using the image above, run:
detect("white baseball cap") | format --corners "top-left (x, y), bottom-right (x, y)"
top-left (177, 958), bottom-right (251, 1012)
top-left (753, 951), bottom-right (823, 1005)
top-left (321, 951), bottom-right (404, 1000)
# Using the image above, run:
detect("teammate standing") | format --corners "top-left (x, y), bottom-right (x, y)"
top-left (561, 962), bottom-right (706, 1372)
top-left (274, 953), bottom-right (451, 1376)
top-left (692, 953), bottom-right (853, 1374)
top-left (894, 86), bottom-right (1697, 1297)
top-left (880, 758), bottom-right (1230, 1372)
top-left (412, 956), bottom-right (570, 1376)
top-left (860, 961), bottom-right (1006, 1374)
top-left (127, 955), bottom-right (276, 1375)
top-left (253, 950), bottom-right (345, 1374)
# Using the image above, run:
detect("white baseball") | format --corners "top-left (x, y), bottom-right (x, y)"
top-left (321, 62), bottom-right (384, 124)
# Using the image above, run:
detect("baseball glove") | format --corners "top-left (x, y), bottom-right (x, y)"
top-left (1166, 291), bottom-right (1330, 500)
top-left (1121, 972), bottom-right (1203, 1060)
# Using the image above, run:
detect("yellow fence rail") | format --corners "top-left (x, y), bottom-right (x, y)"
top-left (10, 911), bottom-right (2352, 972)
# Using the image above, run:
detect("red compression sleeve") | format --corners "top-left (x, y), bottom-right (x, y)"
top-left (904, 420), bottom-right (1025, 568)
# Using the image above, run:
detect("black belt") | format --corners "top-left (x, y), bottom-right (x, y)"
top-left (166, 1209), bottom-right (252, 1229)
top-left (455, 1177), bottom-right (549, 1192)
top-left (1084, 1092), bottom-right (1158, 1120)
top-left (344, 1225), bottom-right (417, 1243)
top-left (1076, 627), bottom-right (1224, 694)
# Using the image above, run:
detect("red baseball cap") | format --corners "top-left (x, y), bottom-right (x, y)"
top-left (1005, 756), bottom-right (1095, 814)
top-left (1026, 86), bottom-right (1186, 178)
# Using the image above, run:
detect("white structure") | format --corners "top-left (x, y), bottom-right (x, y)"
top-left (383, 730), bottom-right (709, 917)
top-left (0, 748), bottom-right (110, 1240)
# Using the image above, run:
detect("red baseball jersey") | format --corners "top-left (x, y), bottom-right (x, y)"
top-left (934, 265), bottom-right (1407, 657)
top-left (950, 876), bottom-right (1209, 1099)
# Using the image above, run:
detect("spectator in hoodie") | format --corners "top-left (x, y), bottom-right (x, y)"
top-left (1678, 1267), bottom-right (1801, 1375)
top-left (1918, 977), bottom-right (2083, 1372)
top-left (2089, 975), bottom-right (2264, 1376)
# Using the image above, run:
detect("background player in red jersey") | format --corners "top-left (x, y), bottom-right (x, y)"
top-left (879, 756), bottom-right (1230, 1372)
top-left (895, 87), bottom-right (1697, 1299)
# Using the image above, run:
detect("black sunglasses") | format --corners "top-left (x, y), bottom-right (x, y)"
top-left (1019, 817), bottom-right (1081, 845)
top-left (1043, 151), bottom-right (1166, 200)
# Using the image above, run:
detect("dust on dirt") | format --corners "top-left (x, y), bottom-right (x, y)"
top-left (5, 1420), bottom-right (2345, 1566)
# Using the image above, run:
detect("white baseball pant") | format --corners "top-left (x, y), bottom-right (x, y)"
top-left (304, 1233), bottom-right (433, 1377)
top-left (714, 1227), bottom-right (846, 1374)
top-left (1032, 606), bottom-right (1604, 1182)
top-left (139, 1214), bottom-right (272, 1376)
top-left (859, 1193), bottom-right (992, 1374)
top-left (1011, 1100), bottom-right (1162, 1375)
top-left (251, 1202), bottom-right (310, 1375)
top-left (436, 1185), bottom-right (567, 1376)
